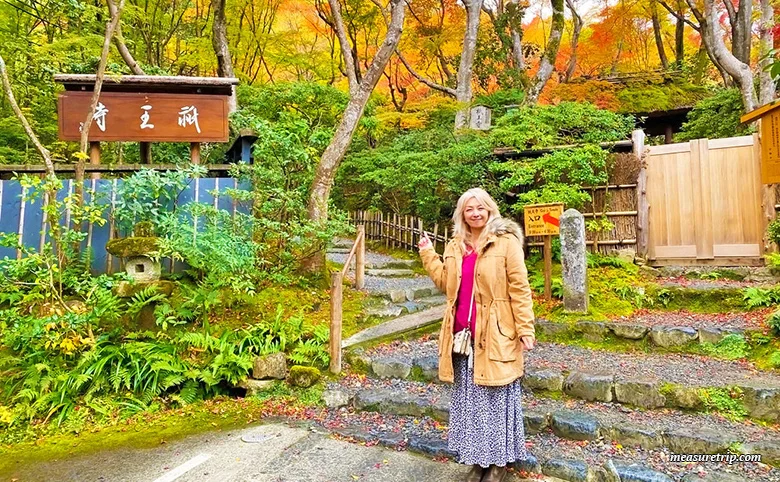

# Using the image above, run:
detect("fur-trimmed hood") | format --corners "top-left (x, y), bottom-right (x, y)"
top-left (486, 217), bottom-right (524, 245)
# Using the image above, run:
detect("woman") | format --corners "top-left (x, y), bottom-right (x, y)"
top-left (417, 188), bottom-right (535, 482)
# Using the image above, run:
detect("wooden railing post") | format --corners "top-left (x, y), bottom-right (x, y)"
top-left (330, 271), bottom-right (343, 374)
top-left (356, 225), bottom-right (365, 290)
top-left (633, 129), bottom-right (649, 259)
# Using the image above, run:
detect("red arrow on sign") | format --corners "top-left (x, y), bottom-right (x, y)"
top-left (542, 213), bottom-right (560, 227)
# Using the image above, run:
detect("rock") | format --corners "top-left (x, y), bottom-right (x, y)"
top-left (605, 424), bottom-right (663, 450)
top-left (681, 472), bottom-right (747, 482)
top-left (550, 410), bottom-right (601, 441)
top-left (353, 389), bottom-right (427, 417)
top-left (469, 105), bottom-right (492, 130)
top-left (662, 384), bottom-right (703, 410)
top-left (608, 323), bottom-right (649, 340)
top-left (125, 255), bottom-right (162, 282)
top-left (560, 209), bottom-right (588, 313)
top-left (639, 265), bottom-right (661, 278)
top-left (406, 287), bottom-right (433, 301)
top-left (253, 352), bottom-right (287, 380)
top-left (388, 289), bottom-right (407, 303)
top-left (536, 320), bottom-right (571, 337)
top-left (616, 248), bottom-right (636, 263)
top-left (611, 462), bottom-right (674, 482)
top-left (371, 357), bottom-right (412, 379)
top-left (698, 327), bottom-right (745, 344)
top-left (344, 349), bottom-right (372, 372)
top-left (564, 371), bottom-right (615, 402)
top-left (365, 305), bottom-right (404, 318)
top-left (523, 368), bottom-right (564, 392)
top-left (740, 385), bottom-right (780, 422)
top-left (523, 410), bottom-right (549, 435)
top-left (429, 395), bottom-right (450, 422)
top-left (614, 380), bottom-right (666, 409)
top-left (115, 280), bottom-right (174, 298)
top-left (744, 267), bottom-right (778, 283)
top-left (541, 458), bottom-right (590, 482)
top-left (365, 268), bottom-right (416, 277)
top-left (575, 321), bottom-right (610, 342)
top-left (376, 432), bottom-right (405, 448)
top-left (662, 428), bottom-right (733, 454)
top-left (238, 379), bottom-right (275, 396)
top-left (649, 326), bottom-right (698, 347)
top-left (407, 436), bottom-right (456, 457)
top-left (741, 440), bottom-right (780, 465)
top-left (322, 389), bottom-right (351, 408)
top-left (287, 365), bottom-right (321, 388)
top-left (513, 453), bottom-right (541, 474)
top-left (413, 355), bottom-right (439, 382)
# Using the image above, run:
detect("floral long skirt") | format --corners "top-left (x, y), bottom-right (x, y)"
top-left (447, 354), bottom-right (529, 468)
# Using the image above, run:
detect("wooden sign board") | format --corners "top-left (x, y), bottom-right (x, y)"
top-left (760, 111), bottom-right (780, 184)
top-left (524, 203), bottom-right (564, 236)
top-left (58, 92), bottom-right (229, 142)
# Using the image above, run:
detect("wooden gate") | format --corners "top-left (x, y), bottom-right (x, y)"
top-left (646, 135), bottom-right (765, 265)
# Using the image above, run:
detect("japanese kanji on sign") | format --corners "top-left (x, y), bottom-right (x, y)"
top-left (523, 203), bottom-right (564, 301)
top-left (523, 203), bottom-right (564, 236)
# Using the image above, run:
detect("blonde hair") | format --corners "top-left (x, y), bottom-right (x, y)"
top-left (452, 188), bottom-right (501, 253)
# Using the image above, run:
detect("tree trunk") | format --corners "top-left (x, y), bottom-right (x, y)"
top-left (674, 5), bottom-right (685, 66)
top-left (524, 0), bottom-right (564, 104)
top-left (651, 0), bottom-right (669, 69)
top-left (108, 0), bottom-right (144, 75)
top-left (306, 0), bottom-right (405, 270)
top-left (732, 0), bottom-right (752, 65)
top-left (563, 0), bottom-right (582, 82)
top-left (700, 0), bottom-right (755, 111)
top-left (212, 0), bottom-right (237, 113)
top-left (0, 54), bottom-right (55, 176)
top-left (454, 0), bottom-right (484, 129)
top-left (758, 0), bottom-right (776, 105)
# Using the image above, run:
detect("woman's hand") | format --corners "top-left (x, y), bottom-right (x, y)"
top-left (520, 336), bottom-right (535, 350)
top-left (418, 232), bottom-right (432, 251)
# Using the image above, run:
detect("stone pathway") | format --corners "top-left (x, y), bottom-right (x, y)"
top-left (328, 237), bottom-right (445, 347)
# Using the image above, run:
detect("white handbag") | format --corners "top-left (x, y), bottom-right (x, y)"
top-left (452, 277), bottom-right (475, 362)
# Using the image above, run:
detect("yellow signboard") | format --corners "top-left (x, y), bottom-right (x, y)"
top-left (524, 203), bottom-right (564, 236)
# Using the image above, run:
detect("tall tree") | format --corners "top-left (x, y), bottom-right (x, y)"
top-left (650, 0), bottom-right (669, 69)
top-left (212, 0), bottom-right (237, 112)
top-left (398, 0), bottom-right (483, 128)
top-left (524, 0), bottom-right (564, 104)
top-left (563, 0), bottom-right (583, 82)
top-left (306, 0), bottom-right (405, 269)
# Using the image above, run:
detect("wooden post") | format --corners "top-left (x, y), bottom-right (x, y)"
top-left (633, 129), bottom-right (649, 259)
top-left (383, 212), bottom-right (389, 249)
top-left (356, 225), bottom-right (365, 290)
top-left (405, 215), bottom-right (410, 249)
top-left (140, 142), bottom-right (152, 163)
top-left (544, 235), bottom-right (553, 301)
top-left (190, 142), bottom-right (201, 164)
top-left (444, 226), bottom-right (449, 245)
top-left (329, 272), bottom-right (343, 374)
top-left (89, 141), bottom-right (101, 180)
top-left (433, 223), bottom-right (439, 251)
top-left (756, 132), bottom-right (778, 254)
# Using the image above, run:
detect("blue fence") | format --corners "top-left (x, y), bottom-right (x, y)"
top-left (0, 177), bottom-right (249, 274)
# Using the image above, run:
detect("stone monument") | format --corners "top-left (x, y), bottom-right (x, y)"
top-left (560, 209), bottom-right (588, 313)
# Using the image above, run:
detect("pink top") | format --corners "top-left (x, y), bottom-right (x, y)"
top-left (454, 250), bottom-right (478, 334)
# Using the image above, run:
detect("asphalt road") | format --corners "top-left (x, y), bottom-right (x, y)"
top-left (1, 423), bottom-right (538, 482)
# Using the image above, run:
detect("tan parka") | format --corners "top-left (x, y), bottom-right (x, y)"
top-left (419, 217), bottom-right (535, 386)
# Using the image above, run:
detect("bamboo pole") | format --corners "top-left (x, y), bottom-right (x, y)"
top-left (433, 223), bottom-right (439, 251)
top-left (329, 272), bottom-right (343, 374)
top-left (634, 129), bottom-right (649, 258)
top-left (356, 225), bottom-right (365, 290)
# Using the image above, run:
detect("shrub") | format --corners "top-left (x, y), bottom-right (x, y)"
top-left (676, 89), bottom-right (751, 141)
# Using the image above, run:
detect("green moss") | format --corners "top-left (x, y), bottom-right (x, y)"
top-left (698, 386), bottom-right (748, 420)
top-left (133, 221), bottom-right (155, 237)
top-left (287, 366), bottom-right (321, 388)
top-left (408, 366), bottom-right (429, 383)
top-left (105, 237), bottom-right (159, 258)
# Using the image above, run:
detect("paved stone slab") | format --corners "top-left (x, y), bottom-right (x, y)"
top-left (342, 305), bottom-right (445, 348)
top-left (366, 268), bottom-right (416, 277)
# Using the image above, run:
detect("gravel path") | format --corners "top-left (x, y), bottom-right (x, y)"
top-left (324, 375), bottom-right (780, 481)
top-left (358, 335), bottom-right (780, 387)
top-left (527, 342), bottom-right (780, 387)
top-left (609, 309), bottom-right (771, 330)
top-left (327, 251), bottom-right (403, 268)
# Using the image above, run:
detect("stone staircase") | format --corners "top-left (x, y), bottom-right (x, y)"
top-left (324, 238), bottom-right (780, 481)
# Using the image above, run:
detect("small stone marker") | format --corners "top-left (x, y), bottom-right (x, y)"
top-left (469, 106), bottom-right (492, 130)
top-left (560, 209), bottom-right (588, 313)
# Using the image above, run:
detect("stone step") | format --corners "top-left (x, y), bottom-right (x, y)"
top-left (537, 318), bottom-right (755, 347)
top-left (320, 381), bottom-right (779, 479)
top-left (342, 305), bottom-right (445, 349)
top-left (324, 377), bottom-right (780, 470)
top-left (370, 285), bottom-right (441, 303)
top-left (346, 337), bottom-right (780, 422)
top-left (365, 268), bottom-right (416, 277)
top-left (364, 295), bottom-right (449, 319)
top-left (328, 247), bottom-right (352, 254)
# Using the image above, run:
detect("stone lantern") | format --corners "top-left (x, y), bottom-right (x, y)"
top-left (105, 222), bottom-right (173, 298)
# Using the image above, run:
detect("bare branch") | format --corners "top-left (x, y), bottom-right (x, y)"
top-left (329, 0), bottom-right (359, 94)
top-left (396, 49), bottom-right (457, 96)
top-left (0, 54), bottom-right (55, 177)
top-left (107, 0), bottom-right (144, 75)
top-left (657, 0), bottom-right (700, 30)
